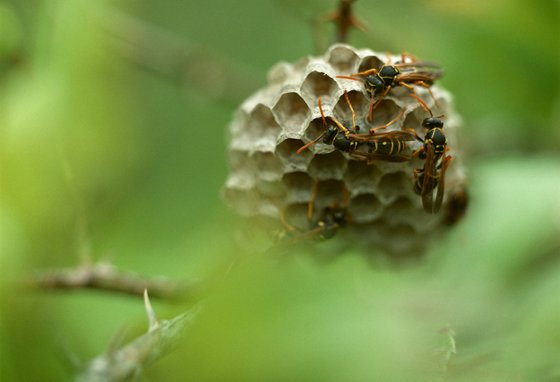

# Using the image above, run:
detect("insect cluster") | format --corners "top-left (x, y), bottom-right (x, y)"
top-left (223, 44), bottom-right (467, 258)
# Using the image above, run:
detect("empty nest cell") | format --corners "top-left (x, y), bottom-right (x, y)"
top-left (300, 71), bottom-right (340, 101)
top-left (326, 45), bottom-right (360, 73)
top-left (248, 104), bottom-right (281, 141)
top-left (308, 151), bottom-right (347, 180)
top-left (272, 92), bottom-right (311, 134)
top-left (275, 138), bottom-right (312, 171)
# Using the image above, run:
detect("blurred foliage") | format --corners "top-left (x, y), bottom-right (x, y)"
top-left (0, 0), bottom-right (559, 381)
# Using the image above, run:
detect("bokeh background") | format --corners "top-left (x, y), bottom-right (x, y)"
top-left (1, 0), bottom-right (559, 381)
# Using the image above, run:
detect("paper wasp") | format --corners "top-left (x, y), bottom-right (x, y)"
top-left (412, 116), bottom-right (452, 214)
top-left (273, 205), bottom-right (348, 248)
top-left (336, 53), bottom-right (444, 122)
top-left (276, 178), bottom-right (350, 244)
top-left (310, 205), bottom-right (348, 240)
top-left (296, 91), bottom-right (417, 162)
top-left (345, 129), bottom-right (420, 164)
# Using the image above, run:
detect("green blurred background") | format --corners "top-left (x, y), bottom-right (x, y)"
top-left (1, 0), bottom-right (559, 381)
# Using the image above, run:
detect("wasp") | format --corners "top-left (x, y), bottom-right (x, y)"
top-left (296, 91), bottom-right (416, 160)
top-left (336, 53), bottom-right (444, 122)
top-left (346, 129), bottom-right (421, 164)
top-left (277, 187), bottom-right (349, 243)
top-left (412, 116), bottom-right (452, 214)
top-left (311, 205), bottom-right (348, 240)
top-left (296, 91), bottom-right (399, 153)
top-left (274, 206), bottom-right (348, 246)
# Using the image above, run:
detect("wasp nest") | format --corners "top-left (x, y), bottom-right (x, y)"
top-left (223, 44), bottom-right (467, 259)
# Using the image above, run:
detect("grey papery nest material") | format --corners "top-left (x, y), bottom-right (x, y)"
top-left (224, 44), bottom-right (467, 258)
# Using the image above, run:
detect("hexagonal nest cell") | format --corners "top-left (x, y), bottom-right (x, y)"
top-left (223, 43), bottom-right (467, 260)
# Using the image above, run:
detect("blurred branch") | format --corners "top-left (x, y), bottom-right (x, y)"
top-left (327, 0), bottom-right (365, 44)
top-left (76, 291), bottom-right (202, 382)
top-left (61, 156), bottom-right (93, 264)
top-left (33, 262), bottom-right (186, 300)
top-left (438, 326), bottom-right (457, 376)
top-left (95, 6), bottom-right (262, 104)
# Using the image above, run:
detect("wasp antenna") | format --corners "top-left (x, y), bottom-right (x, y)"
top-left (369, 108), bottom-right (405, 134)
top-left (279, 207), bottom-right (297, 232)
top-left (335, 75), bottom-right (362, 82)
top-left (343, 90), bottom-right (356, 132)
top-left (296, 134), bottom-right (324, 154)
top-left (307, 180), bottom-right (320, 223)
top-left (351, 68), bottom-right (378, 76)
top-left (318, 97), bottom-right (327, 127)
top-left (408, 92), bottom-right (432, 116)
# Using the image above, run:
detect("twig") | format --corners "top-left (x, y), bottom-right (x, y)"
top-left (327, 0), bottom-right (366, 43)
top-left (75, 294), bottom-right (202, 382)
top-left (33, 262), bottom-right (185, 300)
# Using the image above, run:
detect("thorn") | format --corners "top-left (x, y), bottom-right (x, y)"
top-left (143, 289), bottom-right (159, 332)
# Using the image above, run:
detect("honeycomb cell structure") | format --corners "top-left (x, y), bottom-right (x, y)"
top-left (223, 44), bottom-right (467, 259)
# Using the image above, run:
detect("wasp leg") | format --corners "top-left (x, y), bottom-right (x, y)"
top-left (343, 90), bottom-right (357, 132)
top-left (369, 108), bottom-right (405, 134)
top-left (411, 146), bottom-right (424, 158)
top-left (296, 134), bottom-right (324, 154)
top-left (369, 84), bottom-right (393, 122)
top-left (307, 179), bottom-right (320, 224)
top-left (399, 82), bottom-right (433, 115)
top-left (279, 207), bottom-right (297, 233)
top-left (298, 97), bottom-right (330, 154)
top-left (400, 51), bottom-right (418, 64)
top-left (413, 81), bottom-right (440, 111)
top-left (418, 81), bottom-right (440, 110)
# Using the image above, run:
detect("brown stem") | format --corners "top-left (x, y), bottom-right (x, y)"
top-left (33, 262), bottom-right (186, 300)
top-left (328, 0), bottom-right (365, 44)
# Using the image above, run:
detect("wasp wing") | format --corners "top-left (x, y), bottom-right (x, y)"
top-left (397, 70), bottom-right (445, 83)
top-left (421, 144), bottom-right (438, 213)
top-left (347, 130), bottom-right (419, 143)
top-left (396, 61), bottom-right (442, 71)
top-left (350, 151), bottom-right (412, 163)
top-left (433, 155), bottom-right (452, 214)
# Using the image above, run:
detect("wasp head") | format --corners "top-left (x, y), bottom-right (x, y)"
top-left (422, 117), bottom-right (444, 129)
top-left (322, 125), bottom-right (339, 145)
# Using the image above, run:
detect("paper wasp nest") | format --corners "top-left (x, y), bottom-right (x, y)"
top-left (223, 44), bottom-right (467, 259)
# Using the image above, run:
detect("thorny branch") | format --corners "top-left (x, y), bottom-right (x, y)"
top-left (75, 291), bottom-right (202, 382)
top-left (328, 0), bottom-right (365, 44)
top-left (33, 262), bottom-right (186, 300)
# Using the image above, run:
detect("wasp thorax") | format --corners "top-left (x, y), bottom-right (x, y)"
top-left (223, 44), bottom-right (466, 259)
top-left (427, 128), bottom-right (447, 145)
top-left (378, 65), bottom-right (400, 86)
